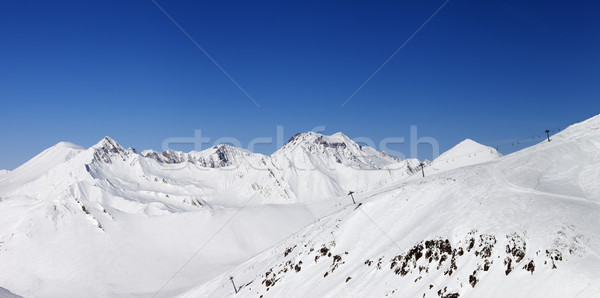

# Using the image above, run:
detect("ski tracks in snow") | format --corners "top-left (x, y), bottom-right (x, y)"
top-left (492, 146), bottom-right (596, 206)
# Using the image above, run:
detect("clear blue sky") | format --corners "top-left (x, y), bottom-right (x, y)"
top-left (1, 0), bottom-right (599, 170)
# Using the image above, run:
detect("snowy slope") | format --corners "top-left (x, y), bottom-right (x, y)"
top-left (0, 287), bottom-right (23, 298)
top-left (181, 116), bottom-right (600, 297)
top-left (426, 139), bottom-right (502, 175)
top-left (0, 142), bottom-right (85, 194)
top-left (0, 132), bottom-right (423, 297)
top-left (270, 132), bottom-right (420, 202)
top-left (0, 132), bottom-right (417, 210)
top-left (0, 127), bottom-right (553, 297)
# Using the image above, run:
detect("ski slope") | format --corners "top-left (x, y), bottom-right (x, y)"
top-left (181, 116), bottom-right (600, 297)
top-left (0, 131), bottom-right (428, 297)
top-left (7, 119), bottom-right (591, 297)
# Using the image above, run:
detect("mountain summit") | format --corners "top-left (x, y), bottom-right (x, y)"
top-left (275, 131), bottom-right (401, 170)
top-left (428, 138), bottom-right (502, 173)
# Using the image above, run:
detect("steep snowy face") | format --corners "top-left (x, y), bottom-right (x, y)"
top-left (181, 115), bottom-right (600, 298)
top-left (428, 138), bottom-right (502, 174)
top-left (273, 132), bottom-right (400, 170)
top-left (91, 137), bottom-right (135, 164)
top-left (263, 132), bottom-right (418, 202)
top-left (189, 144), bottom-right (265, 168)
top-left (142, 144), bottom-right (263, 168)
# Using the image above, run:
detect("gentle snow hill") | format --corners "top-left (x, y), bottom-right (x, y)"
top-left (427, 139), bottom-right (502, 174)
top-left (181, 115), bottom-right (600, 298)
top-left (0, 142), bottom-right (85, 193)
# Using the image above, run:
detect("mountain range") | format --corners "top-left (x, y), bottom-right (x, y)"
top-left (1, 117), bottom-right (598, 297)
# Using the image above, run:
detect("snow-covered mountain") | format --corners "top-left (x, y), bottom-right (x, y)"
top-left (2, 117), bottom-right (597, 298)
top-left (426, 138), bottom-right (502, 174)
top-left (0, 131), bottom-right (425, 297)
top-left (273, 132), bottom-right (403, 170)
top-left (181, 116), bottom-right (600, 297)
top-left (0, 132), bottom-right (417, 211)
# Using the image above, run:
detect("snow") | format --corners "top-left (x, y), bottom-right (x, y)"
top-left (427, 138), bottom-right (502, 174)
top-left (0, 287), bottom-right (22, 298)
top-left (180, 115), bottom-right (600, 297)
top-left (1, 117), bottom-right (598, 297)
top-left (0, 132), bottom-right (420, 297)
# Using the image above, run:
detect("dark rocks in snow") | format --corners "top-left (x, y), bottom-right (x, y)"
top-left (255, 230), bottom-right (568, 296)
top-left (504, 257), bottom-right (513, 275)
top-left (261, 269), bottom-right (279, 289)
top-left (444, 252), bottom-right (458, 276)
top-left (284, 245), bottom-right (296, 257)
top-left (466, 237), bottom-right (475, 252)
top-left (329, 255), bottom-right (344, 273)
top-left (523, 260), bottom-right (535, 274)
top-left (389, 239), bottom-right (454, 277)
top-left (478, 234), bottom-right (496, 258)
top-left (376, 257), bottom-right (383, 270)
top-left (505, 233), bottom-right (526, 263)
top-left (503, 233), bottom-right (527, 275)
top-left (469, 271), bottom-right (478, 287)
top-left (483, 259), bottom-right (492, 271)
top-left (437, 287), bottom-right (460, 298)
top-left (545, 249), bottom-right (563, 269)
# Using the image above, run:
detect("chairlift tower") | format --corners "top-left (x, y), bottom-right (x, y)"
top-left (230, 276), bottom-right (238, 294)
top-left (348, 191), bottom-right (356, 204)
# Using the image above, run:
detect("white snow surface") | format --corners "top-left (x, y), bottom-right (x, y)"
top-left (0, 287), bottom-right (23, 298)
top-left (428, 138), bottom-right (502, 174)
top-left (180, 116), bottom-right (600, 298)
top-left (2, 118), bottom-right (597, 298)
top-left (0, 132), bottom-right (424, 297)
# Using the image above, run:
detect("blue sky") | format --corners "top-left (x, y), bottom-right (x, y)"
top-left (1, 0), bottom-right (599, 169)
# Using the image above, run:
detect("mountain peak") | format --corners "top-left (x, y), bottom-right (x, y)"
top-left (331, 131), bottom-right (348, 138)
top-left (91, 136), bottom-right (130, 163)
top-left (430, 138), bottom-right (501, 172)
top-left (274, 131), bottom-right (402, 170)
top-left (444, 139), bottom-right (495, 156)
top-left (92, 136), bottom-right (122, 150)
top-left (52, 141), bottom-right (86, 150)
top-left (285, 131), bottom-right (318, 145)
top-left (285, 131), bottom-right (352, 148)
top-left (456, 138), bottom-right (478, 145)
